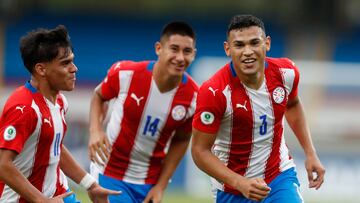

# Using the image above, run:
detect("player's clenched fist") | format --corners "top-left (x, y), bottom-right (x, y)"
top-left (235, 177), bottom-right (271, 202)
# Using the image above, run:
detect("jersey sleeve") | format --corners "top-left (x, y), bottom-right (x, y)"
top-left (177, 92), bottom-right (198, 134)
top-left (57, 93), bottom-right (68, 114)
top-left (0, 105), bottom-right (38, 153)
top-left (286, 58), bottom-right (300, 100)
top-left (100, 61), bottom-right (122, 100)
top-left (192, 81), bottom-right (226, 134)
top-left (177, 117), bottom-right (193, 134)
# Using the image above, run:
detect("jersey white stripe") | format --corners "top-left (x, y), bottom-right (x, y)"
top-left (43, 101), bottom-right (63, 197)
top-left (0, 185), bottom-right (20, 202)
top-left (106, 70), bottom-right (134, 146)
top-left (244, 81), bottom-right (275, 178)
top-left (106, 70), bottom-right (134, 145)
top-left (186, 92), bottom-right (197, 120)
top-left (280, 68), bottom-right (295, 96)
top-left (279, 120), bottom-right (296, 171)
top-left (123, 80), bottom-right (177, 184)
top-left (211, 85), bottom-right (233, 191)
top-left (91, 70), bottom-right (135, 174)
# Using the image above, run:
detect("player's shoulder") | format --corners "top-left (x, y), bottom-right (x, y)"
top-left (182, 73), bottom-right (199, 91)
top-left (5, 86), bottom-right (34, 107)
top-left (109, 60), bottom-right (151, 72)
top-left (200, 63), bottom-right (231, 90)
top-left (2, 85), bottom-right (36, 116)
top-left (266, 57), bottom-right (297, 70)
top-left (56, 93), bottom-right (68, 110)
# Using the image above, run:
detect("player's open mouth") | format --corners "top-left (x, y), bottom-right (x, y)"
top-left (173, 64), bottom-right (185, 71)
top-left (242, 58), bottom-right (256, 64)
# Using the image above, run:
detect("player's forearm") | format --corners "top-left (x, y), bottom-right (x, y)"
top-left (285, 99), bottom-right (316, 156)
top-left (89, 89), bottom-right (106, 135)
top-left (60, 145), bottom-right (87, 184)
top-left (191, 144), bottom-right (244, 188)
top-left (0, 161), bottom-right (46, 202)
top-left (156, 135), bottom-right (190, 189)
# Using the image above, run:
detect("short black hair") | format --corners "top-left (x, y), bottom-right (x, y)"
top-left (227, 15), bottom-right (266, 37)
top-left (160, 21), bottom-right (196, 44)
top-left (20, 25), bottom-right (72, 73)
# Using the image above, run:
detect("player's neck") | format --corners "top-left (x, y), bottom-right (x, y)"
top-left (30, 77), bottom-right (58, 104)
top-left (238, 71), bottom-right (264, 90)
top-left (153, 63), bottom-right (181, 93)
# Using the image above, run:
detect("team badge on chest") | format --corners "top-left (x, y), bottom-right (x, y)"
top-left (172, 105), bottom-right (186, 121)
top-left (272, 87), bottom-right (285, 104)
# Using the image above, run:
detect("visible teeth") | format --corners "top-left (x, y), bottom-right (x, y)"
top-left (243, 59), bottom-right (255, 63)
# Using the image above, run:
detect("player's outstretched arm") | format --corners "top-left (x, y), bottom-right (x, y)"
top-left (0, 149), bottom-right (50, 202)
top-left (60, 146), bottom-right (121, 202)
top-left (285, 96), bottom-right (325, 189)
top-left (88, 85), bottom-right (111, 165)
top-left (191, 128), bottom-right (271, 202)
top-left (143, 130), bottom-right (191, 203)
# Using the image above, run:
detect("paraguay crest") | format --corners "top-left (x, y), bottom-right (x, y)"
top-left (4, 125), bottom-right (16, 141)
top-left (272, 87), bottom-right (285, 104)
top-left (172, 105), bottom-right (186, 121)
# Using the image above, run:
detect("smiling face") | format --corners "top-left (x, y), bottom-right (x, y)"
top-left (38, 47), bottom-right (78, 92)
top-left (224, 26), bottom-right (270, 77)
top-left (155, 34), bottom-right (196, 78)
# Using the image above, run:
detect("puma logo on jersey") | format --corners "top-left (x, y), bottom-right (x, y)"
top-left (15, 105), bottom-right (26, 114)
top-left (44, 118), bottom-right (52, 127)
top-left (236, 101), bottom-right (248, 111)
top-left (131, 93), bottom-right (144, 106)
top-left (208, 87), bottom-right (218, 96)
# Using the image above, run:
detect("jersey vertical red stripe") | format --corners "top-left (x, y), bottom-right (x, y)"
top-left (104, 69), bottom-right (152, 179)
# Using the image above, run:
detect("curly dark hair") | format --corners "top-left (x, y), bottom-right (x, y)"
top-left (20, 25), bottom-right (72, 73)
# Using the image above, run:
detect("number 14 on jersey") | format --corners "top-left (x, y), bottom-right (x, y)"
top-left (142, 115), bottom-right (160, 137)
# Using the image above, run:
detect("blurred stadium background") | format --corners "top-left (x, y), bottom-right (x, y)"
top-left (1, 0), bottom-right (360, 202)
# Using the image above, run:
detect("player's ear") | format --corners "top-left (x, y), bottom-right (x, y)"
top-left (266, 36), bottom-right (271, 52)
top-left (155, 41), bottom-right (161, 56)
top-left (34, 63), bottom-right (46, 77)
top-left (224, 41), bottom-right (230, 57)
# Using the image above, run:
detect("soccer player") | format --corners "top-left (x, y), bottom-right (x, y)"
top-left (0, 25), bottom-right (120, 203)
top-left (191, 15), bottom-right (325, 203)
top-left (88, 21), bottom-right (198, 203)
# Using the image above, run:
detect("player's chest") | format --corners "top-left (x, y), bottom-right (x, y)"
top-left (39, 105), bottom-right (66, 146)
top-left (224, 82), bottom-right (288, 129)
top-left (121, 82), bottom-right (193, 134)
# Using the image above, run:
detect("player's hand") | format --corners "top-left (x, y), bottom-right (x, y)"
top-left (305, 153), bottom-right (325, 190)
top-left (143, 185), bottom-right (164, 203)
top-left (88, 130), bottom-right (111, 165)
top-left (48, 191), bottom-right (73, 202)
top-left (88, 183), bottom-right (121, 203)
top-left (234, 177), bottom-right (271, 202)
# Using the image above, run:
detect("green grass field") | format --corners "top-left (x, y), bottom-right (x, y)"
top-left (75, 189), bottom-right (212, 203)
top-left (74, 189), bottom-right (356, 203)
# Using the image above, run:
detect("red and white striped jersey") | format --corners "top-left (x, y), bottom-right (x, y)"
top-left (193, 57), bottom-right (299, 195)
top-left (0, 82), bottom-right (69, 202)
top-left (91, 61), bottom-right (198, 184)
